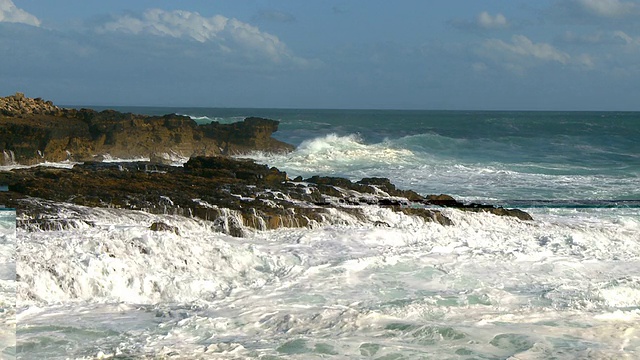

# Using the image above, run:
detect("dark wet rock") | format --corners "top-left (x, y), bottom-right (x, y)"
top-left (469, 207), bottom-right (533, 221)
top-left (150, 222), bottom-right (180, 235)
top-left (426, 194), bottom-right (458, 206)
top-left (0, 94), bottom-right (293, 166)
top-left (0, 156), bottom-right (533, 237)
top-left (184, 156), bottom-right (288, 184)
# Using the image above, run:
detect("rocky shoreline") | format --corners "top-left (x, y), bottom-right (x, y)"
top-left (1, 93), bottom-right (532, 234)
top-left (0, 157), bottom-right (531, 236)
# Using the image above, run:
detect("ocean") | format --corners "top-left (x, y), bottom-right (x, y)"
top-left (8, 109), bottom-right (640, 359)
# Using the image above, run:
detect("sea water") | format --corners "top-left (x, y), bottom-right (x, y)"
top-left (0, 209), bottom-right (16, 358)
top-left (11, 109), bottom-right (640, 359)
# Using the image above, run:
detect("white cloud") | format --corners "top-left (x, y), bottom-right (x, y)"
top-left (0, 0), bottom-right (40, 26)
top-left (485, 35), bottom-right (570, 64)
top-left (575, 53), bottom-right (595, 69)
top-left (98, 9), bottom-right (302, 64)
top-left (574, 0), bottom-right (638, 17)
top-left (613, 30), bottom-right (640, 46)
top-left (477, 11), bottom-right (508, 29)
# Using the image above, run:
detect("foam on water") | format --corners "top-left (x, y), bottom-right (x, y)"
top-left (177, 113), bottom-right (247, 125)
top-left (148, 150), bottom-right (190, 166)
top-left (14, 203), bottom-right (640, 358)
top-left (100, 154), bottom-right (151, 163)
top-left (246, 133), bottom-right (417, 175)
top-left (0, 160), bottom-right (78, 171)
top-left (0, 210), bottom-right (16, 358)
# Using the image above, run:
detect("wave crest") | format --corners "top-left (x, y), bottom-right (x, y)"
top-left (248, 133), bottom-right (416, 176)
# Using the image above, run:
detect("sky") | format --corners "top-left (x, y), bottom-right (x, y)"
top-left (1, 0), bottom-right (639, 110)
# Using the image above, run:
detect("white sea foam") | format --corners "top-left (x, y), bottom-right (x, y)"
top-left (178, 113), bottom-right (246, 124)
top-left (14, 202), bottom-right (640, 358)
top-left (243, 133), bottom-right (417, 176)
top-left (0, 211), bottom-right (16, 358)
top-left (100, 154), bottom-right (151, 163)
top-left (0, 160), bottom-right (79, 171)
top-left (150, 150), bottom-right (189, 166)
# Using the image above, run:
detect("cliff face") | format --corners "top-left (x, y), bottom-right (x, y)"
top-left (0, 93), bottom-right (294, 165)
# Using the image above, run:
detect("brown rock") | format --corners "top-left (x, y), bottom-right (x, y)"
top-left (1, 94), bottom-right (294, 166)
top-left (150, 222), bottom-right (180, 235)
top-left (0, 158), bottom-right (471, 237)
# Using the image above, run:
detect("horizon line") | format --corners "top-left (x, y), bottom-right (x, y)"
top-left (60, 103), bottom-right (640, 113)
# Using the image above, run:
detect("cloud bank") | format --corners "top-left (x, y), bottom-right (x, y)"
top-left (0, 0), bottom-right (40, 26)
top-left (485, 35), bottom-right (570, 64)
top-left (451, 11), bottom-right (509, 31)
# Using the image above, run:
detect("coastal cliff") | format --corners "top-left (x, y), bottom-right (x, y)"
top-left (0, 92), bottom-right (293, 165)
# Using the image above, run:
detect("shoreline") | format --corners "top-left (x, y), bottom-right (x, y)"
top-left (1, 93), bottom-right (532, 234)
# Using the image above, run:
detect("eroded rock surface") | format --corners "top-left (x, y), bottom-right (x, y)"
top-left (0, 156), bottom-right (532, 236)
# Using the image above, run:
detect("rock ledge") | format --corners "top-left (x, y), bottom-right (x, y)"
top-left (1, 157), bottom-right (533, 236)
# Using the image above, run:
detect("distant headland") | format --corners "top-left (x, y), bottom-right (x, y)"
top-left (1, 92), bottom-right (293, 166)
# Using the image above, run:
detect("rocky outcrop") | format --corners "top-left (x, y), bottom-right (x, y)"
top-left (0, 92), bottom-right (62, 117)
top-left (0, 93), bottom-right (294, 165)
top-left (0, 157), bottom-right (532, 236)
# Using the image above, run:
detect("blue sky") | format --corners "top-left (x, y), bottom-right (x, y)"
top-left (1, 0), bottom-right (639, 110)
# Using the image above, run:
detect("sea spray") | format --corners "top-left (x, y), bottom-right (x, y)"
top-left (14, 204), bottom-right (640, 358)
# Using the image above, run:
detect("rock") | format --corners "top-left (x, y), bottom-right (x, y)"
top-left (0, 157), bottom-right (533, 238)
top-left (476, 207), bottom-right (534, 221)
top-left (424, 194), bottom-right (533, 220)
top-left (0, 94), bottom-right (294, 166)
top-left (149, 222), bottom-right (180, 235)
top-left (358, 177), bottom-right (424, 201)
top-left (0, 92), bottom-right (62, 116)
top-left (200, 117), bottom-right (294, 155)
top-left (185, 156), bottom-right (288, 184)
top-left (426, 194), bottom-right (459, 206)
top-left (398, 207), bottom-right (454, 226)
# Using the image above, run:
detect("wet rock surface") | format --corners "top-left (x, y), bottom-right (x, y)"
top-left (0, 156), bottom-right (532, 236)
